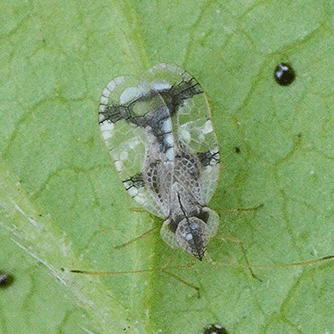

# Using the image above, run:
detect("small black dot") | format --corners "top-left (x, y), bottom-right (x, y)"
top-left (274, 63), bottom-right (295, 86)
top-left (202, 324), bottom-right (228, 334)
top-left (0, 272), bottom-right (14, 288)
top-left (235, 147), bottom-right (241, 153)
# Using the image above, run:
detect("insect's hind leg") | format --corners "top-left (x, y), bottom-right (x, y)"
top-left (206, 204), bottom-right (265, 281)
top-left (206, 233), bottom-right (261, 281)
top-left (114, 227), bottom-right (158, 249)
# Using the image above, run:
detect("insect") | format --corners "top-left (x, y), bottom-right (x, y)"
top-left (98, 63), bottom-right (220, 260)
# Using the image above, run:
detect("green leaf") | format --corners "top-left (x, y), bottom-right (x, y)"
top-left (1, 0), bottom-right (334, 333)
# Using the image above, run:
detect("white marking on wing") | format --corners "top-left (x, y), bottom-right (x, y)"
top-left (115, 160), bottom-right (123, 171)
top-left (134, 193), bottom-right (146, 205)
top-left (119, 150), bottom-right (128, 161)
top-left (120, 87), bottom-right (142, 104)
top-left (114, 76), bottom-right (125, 85)
top-left (205, 165), bottom-right (212, 173)
top-left (151, 81), bottom-right (172, 91)
top-left (106, 80), bottom-right (116, 91)
top-left (202, 120), bottom-right (213, 134)
top-left (164, 134), bottom-right (173, 146)
top-left (101, 131), bottom-right (113, 141)
top-left (100, 96), bottom-right (108, 105)
top-left (128, 187), bottom-right (138, 197)
top-left (178, 127), bottom-right (191, 144)
top-left (100, 122), bottom-right (114, 140)
top-left (128, 136), bottom-right (141, 149)
top-left (161, 119), bottom-right (172, 132)
top-left (99, 105), bottom-right (106, 113)
top-left (102, 87), bottom-right (111, 97)
top-left (100, 121), bottom-right (114, 131)
top-left (166, 149), bottom-right (174, 162)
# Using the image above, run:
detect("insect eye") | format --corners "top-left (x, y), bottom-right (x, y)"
top-left (186, 233), bottom-right (193, 241)
top-left (191, 223), bottom-right (198, 229)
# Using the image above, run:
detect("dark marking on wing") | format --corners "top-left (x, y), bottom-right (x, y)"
top-left (99, 78), bottom-right (203, 127)
top-left (123, 173), bottom-right (145, 190)
top-left (158, 78), bottom-right (203, 116)
top-left (145, 107), bottom-right (174, 154)
top-left (99, 102), bottom-right (148, 128)
top-left (197, 151), bottom-right (220, 167)
top-left (196, 209), bottom-right (210, 224)
top-left (175, 150), bottom-right (201, 181)
top-left (145, 160), bottom-right (163, 198)
top-left (100, 90), bottom-right (171, 131)
top-left (99, 104), bottom-right (123, 124)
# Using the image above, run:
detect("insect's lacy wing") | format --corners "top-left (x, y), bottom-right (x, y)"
top-left (204, 207), bottom-right (220, 236)
top-left (98, 75), bottom-right (167, 218)
top-left (142, 145), bottom-right (173, 219)
top-left (142, 63), bottom-right (220, 204)
top-left (160, 219), bottom-right (179, 249)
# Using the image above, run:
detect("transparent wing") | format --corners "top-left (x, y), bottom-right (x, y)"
top-left (141, 63), bottom-right (220, 204)
top-left (98, 64), bottom-right (220, 220)
top-left (160, 219), bottom-right (179, 249)
top-left (98, 75), bottom-right (170, 218)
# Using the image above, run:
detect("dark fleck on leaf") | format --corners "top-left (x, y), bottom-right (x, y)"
top-left (0, 272), bottom-right (14, 288)
top-left (274, 63), bottom-right (295, 86)
top-left (202, 324), bottom-right (228, 334)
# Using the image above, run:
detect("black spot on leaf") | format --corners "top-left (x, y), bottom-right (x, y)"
top-left (274, 63), bottom-right (295, 86)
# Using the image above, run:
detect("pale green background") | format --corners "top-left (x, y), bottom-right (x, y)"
top-left (1, 0), bottom-right (334, 333)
